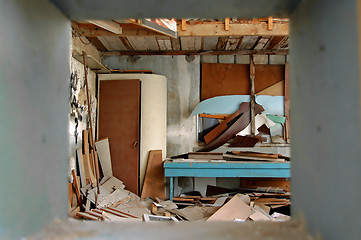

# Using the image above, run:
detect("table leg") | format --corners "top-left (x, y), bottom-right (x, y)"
top-left (170, 177), bottom-right (174, 201)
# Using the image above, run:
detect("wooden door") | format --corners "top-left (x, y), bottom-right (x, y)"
top-left (98, 80), bottom-right (140, 194)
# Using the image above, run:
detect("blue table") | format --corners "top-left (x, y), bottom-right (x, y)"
top-left (163, 160), bottom-right (290, 201)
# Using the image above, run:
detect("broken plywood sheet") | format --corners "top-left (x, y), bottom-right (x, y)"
top-left (98, 189), bottom-right (130, 208)
top-left (179, 206), bottom-right (220, 221)
top-left (101, 176), bottom-right (125, 192)
top-left (237, 113), bottom-right (276, 136)
top-left (249, 210), bottom-right (271, 222)
top-left (141, 150), bottom-right (165, 200)
top-left (94, 138), bottom-right (113, 179)
top-left (87, 186), bottom-right (111, 204)
top-left (207, 195), bottom-right (253, 222)
top-left (256, 80), bottom-right (285, 96)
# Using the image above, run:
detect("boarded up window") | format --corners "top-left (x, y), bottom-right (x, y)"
top-left (201, 63), bottom-right (285, 100)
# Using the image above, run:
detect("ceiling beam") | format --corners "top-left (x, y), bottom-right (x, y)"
top-left (87, 20), bottom-right (123, 34)
top-left (177, 22), bottom-right (289, 37)
top-left (73, 23), bottom-right (162, 37)
top-left (101, 49), bottom-right (288, 56)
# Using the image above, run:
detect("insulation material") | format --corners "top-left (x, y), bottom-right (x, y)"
top-left (98, 74), bottom-right (167, 190)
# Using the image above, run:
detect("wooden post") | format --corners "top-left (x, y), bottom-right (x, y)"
top-left (250, 55), bottom-right (256, 136)
top-left (82, 52), bottom-right (100, 195)
top-left (284, 62), bottom-right (290, 143)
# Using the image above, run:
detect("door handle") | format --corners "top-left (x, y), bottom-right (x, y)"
top-left (133, 141), bottom-right (138, 149)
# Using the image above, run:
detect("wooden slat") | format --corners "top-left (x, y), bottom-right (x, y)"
top-left (102, 49), bottom-right (288, 56)
top-left (201, 63), bottom-right (250, 100)
top-left (266, 36), bottom-right (285, 49)
top-left (181, 19), bottom-right (187, 31)
top-left (170, 38), bottom-right (181, 51)
top-left (97, 36), bottom-right (115, 51)
top-left (224, 18), bottom-right (230, 31)
top-left (178, 22), bottom-right (289, 37)
top-left (216, 37), bottom-right (228, 50)
top-left (105, 36), bottom-right (127, 50)
top-left (199, 113), bottom-right (230, 120)
top-left (180, 37), bottom-right (194, 50)
top-left (144, 36), bottom-right (159, 51)
top-left (203, 37), bottom-right (219, 50)
top-left (157, 38), bottom-right (172, 51)
top-left (87, 37), bottom-right (108, 52)
top-left (268, 17), bottom-right (274, 30)
top-left (127, 36), bottom-right (148, 51)
top-left (76, 212), bottom-right (99, 221)
top-left (274, 36), bottom-right (289, 49)
top-left (238, 36), bottom-right (259, 50)
top-left (74, 24), bottom-right (161, 37)
top-left (250, 55), bottom-right (256, 136)
top-left (284, 63), bottom-right (290, 143)
top-left (87, 20), bottom-right (122, 34)
top-left (141, 150), bottom-right (165, 200)
top-left (71, 170), bottom-right (82, 205)
top-left (253, 36), bottom-right (272, 50)
top-left (225, 37), bottom-right (241, 51)
top-left (194, 37), bottom-right (202, 50)
top-left (254, 65), bottom-right (285, 93)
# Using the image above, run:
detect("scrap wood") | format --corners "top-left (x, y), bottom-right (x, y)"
top-left (231, 151), bottom-right (279, 159)
top-left (100, 207), bottom-right (129, 218)
top-left (71, 170), bottom-right (82, 205)
top-left (76, 212), bottom-right (100, 221)
top-left (94, 138), bottom-right (113, 179)
top-left (141, 150), bottom-right (165, 200)
top-left (86, 210), bottom-right (105, 220)
top-left (223, 153), bottom-right (286, 162)
top-left (82, 52), bottom-right (100, 194)
top-left (199, 113), bottom-right (230, 120)
top-left (229, 135), bottom-right (259, 147)
top-left (107, 207), bottom-right (140, 219)
top-left (198, 102), bottom-right (264, 152)
top-left (204, 104), bottom-right (245, 144)
top-left (207, 195), bottom-right (253, 222)
top-left (188, 152), bottom-right (223, 160)
top-left (110, 196), bottom-right (133, 208)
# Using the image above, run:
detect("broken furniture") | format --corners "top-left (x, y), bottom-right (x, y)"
top-left (164, 160), bottom-right (290, 201)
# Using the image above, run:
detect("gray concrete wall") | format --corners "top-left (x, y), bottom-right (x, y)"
top-left (0, 0), bottom-right (70, 238)
top-left (290, 0), bottom-right (361, 239)
top-left (102, 56), bottom-right (200, 157)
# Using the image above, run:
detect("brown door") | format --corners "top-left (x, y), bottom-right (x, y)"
top-left (98, 79), bottom-right (140, 194)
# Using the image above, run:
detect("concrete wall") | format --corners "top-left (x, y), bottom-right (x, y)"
top-left (0, 0), bottom-right (70, 238)
top-left (102, 56), bottom-right (200, 157)
top-left (291, 0), bottom-right (361, 239)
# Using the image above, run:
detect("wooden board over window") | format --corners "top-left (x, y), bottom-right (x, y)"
top-left (201, 63), bottom-right (250, 100)
top-left (201, 63), bottom-right (285, 100)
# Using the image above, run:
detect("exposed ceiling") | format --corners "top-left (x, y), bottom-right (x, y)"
top-left (72, 18), bottom-right (289, 56)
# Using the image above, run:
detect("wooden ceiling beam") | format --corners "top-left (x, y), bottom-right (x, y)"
top-left (178, 22), bottom-right (288, 37)
top-left (87, 20), bottom-right (122, 34)
top-left (101, 49), bottom-right (288, 56)
top-left (73, 23), bottom-right (163, 37)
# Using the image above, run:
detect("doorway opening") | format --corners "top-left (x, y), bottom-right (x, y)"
top-left (68, 17), bottom-right (291, 223)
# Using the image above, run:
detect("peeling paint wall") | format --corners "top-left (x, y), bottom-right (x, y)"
top-left (69, 39), bottom-right (98, 179)
top-left (102, 55), bottom-right (200, 157)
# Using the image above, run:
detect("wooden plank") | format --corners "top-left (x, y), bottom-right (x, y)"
top-left (266, 36), bottom-right (285, 49)
top-left (71, 169), bottom-right (82, 205)
top-left (256, 80), bottom-right (284, 96)
top-left (204, 106), bottom-right (244, 144)
top-left (87, 37), bottom-right (108, 52)
top-left (74, 24), bottom-right (162, 37)
top-left (180, 37), bottom-right (196, 50)
top-left (284, 63), bottom-right (290, 143)
top-left (203, 37), bottom-right (218, 50)
top-left (141, 150), bottom-right (165, 200)
top-left (188, 152), bottom-right (223, 160)
top-left (87, 20), bottom-right (122, 34)
top-left (194, 37), bottom-right (202, 50)
top-left (104, 36), bottom-right (127, 50)
top-left (225, 37), bottom-right (241, 51)
top-left (253, 36), bottom-right (272, 50)
top-left (76, 149), bottom-right (87, 187)
top-left (250, 55), bottom-right (256, 136)
top-left (181, 19), bottom-right (187, 31)
top-left (157, 38), bottom-right (172, 51)
top-left (201, 63), bottom-right (250, 100)
top-left (76, 212), bottom-right (99, 221)
top-left (83, 154), bottom-right (95, 185)
top-left (127, 36), bottom-right (148, 51)
top-left (231, 151), bottom-right (279, 159)
top-left (216, 37), bottom-right (228, 50)
top-left (170, 37), bottom-right (181, 51)
top-left (72, 52), bottom-right (110, 73)
top-left (97, 36), bottom-right (116, 51)
top-left (102, 49), bottom-right (288, 56)
top-left (224, 18), bottom-right (230, 31)
top-left (268, 17), bottom-right (274, 30)
top-left (199, 113), bottom-right (230, 120)
top-left (68, 183), bottom-right (73, 209)
top-left (274, 36), bottom-right (289, 49)
top-left (86, 210), bottom-right (105, 220)
top-left (100, 207), bottom-right (128, 218)
top-left (144, 36), bottom-right (159, 51)
top-left (94, 138), bottom-right (113, 179)
top-left (107, 207), bottom-right (139, 219)
top-left (178, 22), bottom-right (289, 37)
top-left (238, 36), bottom-right (259, 50)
